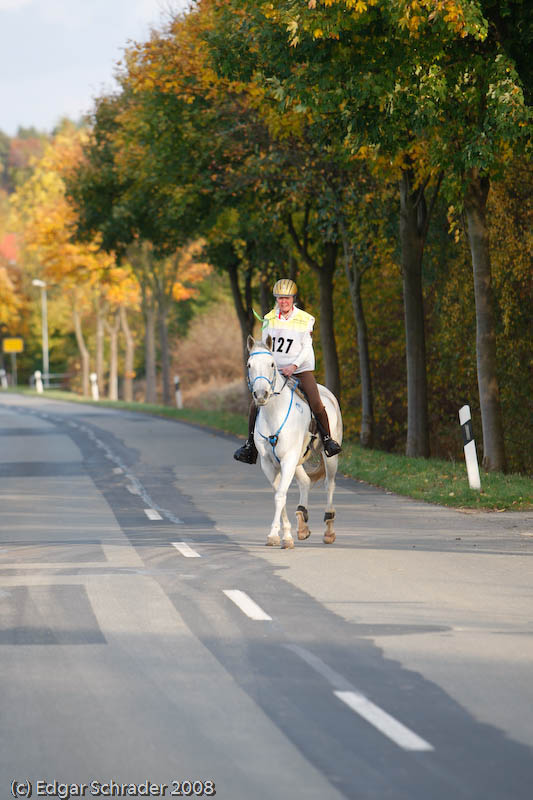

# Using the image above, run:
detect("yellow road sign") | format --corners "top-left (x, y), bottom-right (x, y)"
top-left (2, 337), bottom-right (24, 353)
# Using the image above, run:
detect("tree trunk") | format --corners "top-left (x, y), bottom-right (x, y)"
top-left (260, 270), bottom-right (270, 318)
top-left (143, 296), bottom-right (157, 404)
top-left (72, 306), bottom-right (90, 397)
top-left (286, 214), bottom-right (341, 400)
top-left (399, 169), bottom-right (430, 458)
top-left (227, 261), bottom-right (255, 378)
top-left (157, 296), bottom-right (171, 406)
top-left (464, 171), bottom-right (507, 472)
top-left (340, 217), bottom-right (374, 447)
top-left (105, 310), bottom-right (120, 401)
top-left (120, 305), bottom-right (135, 403)
top-left (352, 271), bottom-right (374, 447)
top-left (318, 243), bottom-right (341, 401)
top-left (95, 299), bottom-right (105, 397)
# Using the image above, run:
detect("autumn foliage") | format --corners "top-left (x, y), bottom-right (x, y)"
top-left (1, 0), bottom-right (531, 473)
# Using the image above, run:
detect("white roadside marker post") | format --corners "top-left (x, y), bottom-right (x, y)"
top-left (0, 368), bottom-right (7, 389)
top-left (459, 405), bottom-right (481, 491)
top-left (34, 370), bottom-right (44, 394)
top-left (174, 375), bottom-right (183, 409)
top-left (90, 372), bottom-right (100, 401)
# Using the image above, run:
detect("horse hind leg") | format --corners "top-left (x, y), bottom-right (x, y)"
top-left (294, 464), bottom-right (311, 540)
top-left (296, 505), bottom-right (311, 540)
top-left (323, 454), bottom-right (337, 544)
top-left (323, 510), bottom-right (336, 544)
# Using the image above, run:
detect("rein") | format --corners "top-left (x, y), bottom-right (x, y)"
top-left (247, 349), bottom-right (296, 463)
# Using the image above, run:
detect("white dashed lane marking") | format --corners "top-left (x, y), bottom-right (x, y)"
top-left (223, 590), bottom-right (272, 621)
top-left (334, 691), bottom-right (434, 752)
top-left (30, 408), bottom-right (434, 752)
top-left (172, 542), bottom-right (201, 558)
top-left (286, 644), bottom-right (434, 752)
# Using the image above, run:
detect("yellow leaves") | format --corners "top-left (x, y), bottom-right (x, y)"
top-left (0, 265), bottom-right (21, 325)
top-left (286, 17), bottom-right (300, 46)
top-left (397, 0), bottom-right (482, 39)
top-left (345, 0), bottom-right (369, 12)
top-left (103, 267), bottom-right (141, 307)
top-left (10, 128), bottom-right (112, 289)
top-left (313, 28), bottom-right (323, 39)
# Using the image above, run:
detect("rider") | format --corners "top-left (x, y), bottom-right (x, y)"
top-left (234, 278), bottom-right (342, 464)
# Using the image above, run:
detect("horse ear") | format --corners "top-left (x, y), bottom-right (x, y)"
top-left (247, 335), bottom-right (255, 352)
top-left (265, 334), bottom-right (273, 351)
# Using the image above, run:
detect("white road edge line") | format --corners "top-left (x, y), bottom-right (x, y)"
top-left (223, 590), bottom-right (272, 621)
top-left (172, 542), bottom-right (201, 558)
top-left (334, 690), bottom-right (434, 752)
top-left (144, 508), bottom-right (163, 521)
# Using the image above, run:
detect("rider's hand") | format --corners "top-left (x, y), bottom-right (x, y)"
top-left (281, 364), bottom-right (297, 377)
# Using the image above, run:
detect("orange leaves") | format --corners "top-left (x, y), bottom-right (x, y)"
top-left (0, 232), bottom-right (18, 263)
top-left (102, 267), bottom-right (141, 308)
top-left (396, 0), bottom-right (487, 39)
top-left (170, 239), bottom-right (212, 302)
top-left (123, 4), bottom-right (223, 104)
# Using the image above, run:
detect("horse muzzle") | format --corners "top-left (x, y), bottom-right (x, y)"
top-left (254, 388), bottom-right (271, 404)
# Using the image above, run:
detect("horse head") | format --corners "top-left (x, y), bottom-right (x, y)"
top-left (246, 335), bottom-right (277, 406)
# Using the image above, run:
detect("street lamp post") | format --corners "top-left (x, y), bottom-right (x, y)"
top-left (32, 279), bottom-right (49, 388)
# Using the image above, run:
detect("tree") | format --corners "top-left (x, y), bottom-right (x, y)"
top-left (208, 0), bottom-right (530, 466)
top-left (10, 124), bottom-right (115, 395)
top-left (205, 0), bottom-right (443, 453)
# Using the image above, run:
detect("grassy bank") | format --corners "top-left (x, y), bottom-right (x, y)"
top-left (341, 441), bottom-right (532, 511)
top-left (10, 388), bottom-right (532, 512)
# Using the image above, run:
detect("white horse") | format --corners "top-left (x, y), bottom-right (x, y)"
top-left (246, 335), bottom-right (342, 549)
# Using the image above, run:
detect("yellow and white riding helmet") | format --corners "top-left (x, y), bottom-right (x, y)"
top-left (273, 278), bottom-right (297, 297)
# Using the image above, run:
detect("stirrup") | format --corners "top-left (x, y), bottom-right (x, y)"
top-left (322, 435), bottom-right (342, 458)
top-left (233, 438), bottom-right (258, 464)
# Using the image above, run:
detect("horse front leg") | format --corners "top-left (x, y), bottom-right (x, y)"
top-left (294, 464), bottom-right (311, 540)
top-left (260, 456), bottom-right (282, 546)
top-left (274, 454), bottom-right (301, 549)
top-left (323, 454), bottom-right (338, 544)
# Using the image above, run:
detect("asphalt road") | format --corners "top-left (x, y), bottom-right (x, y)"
top-left (1, 393), bottom-right (532, 800)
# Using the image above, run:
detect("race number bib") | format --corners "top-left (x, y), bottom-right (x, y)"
top-left (271, 336), bottom-right (294, 354)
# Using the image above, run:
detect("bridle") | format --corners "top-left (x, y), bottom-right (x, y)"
top-left (247, 350), bottom-right (279, 397)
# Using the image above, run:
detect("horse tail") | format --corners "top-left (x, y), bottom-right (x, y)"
top-left (306, 458), bottom-right (326, 484)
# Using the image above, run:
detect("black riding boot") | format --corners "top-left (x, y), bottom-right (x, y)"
top-left (315, 408), bottom-right (342, 458)
top-left (233, 434), bottom-right (258, 464)
top-left (234, 403), bottom-right (259, 464)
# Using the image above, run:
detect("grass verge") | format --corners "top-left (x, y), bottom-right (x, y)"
top-left (341, 441), bottom-right (532, 512)
top-left (9, 388), bottom-right (532, 512)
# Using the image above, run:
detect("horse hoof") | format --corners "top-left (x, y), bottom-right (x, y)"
top-left (296, 509), bottom-right (311, 540)
top-left (266, 534), bottom-right (281, 546)
top-left (323, 532), bottom-right (336, 544)
top-left (281, 537), bottom-right (295, 549)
